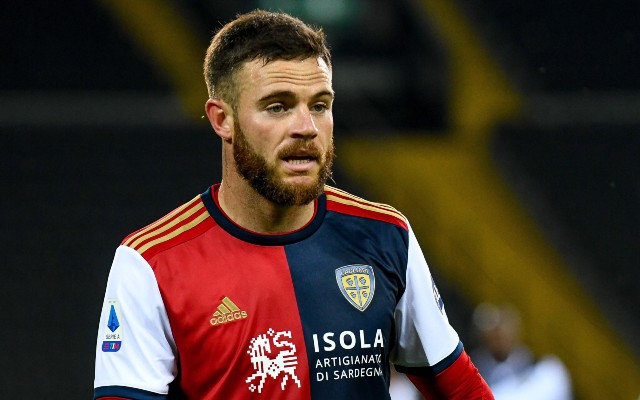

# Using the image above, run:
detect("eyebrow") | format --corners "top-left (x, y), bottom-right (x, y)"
top-left (257, 90), bottom-right (335, 105)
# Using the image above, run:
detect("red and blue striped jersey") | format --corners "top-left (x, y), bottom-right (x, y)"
top-left (94, 184), bottom-right (460, 399)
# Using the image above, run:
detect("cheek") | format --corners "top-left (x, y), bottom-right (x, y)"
top-left (318, 122), bottom-right (334, 148)
top-left (237, 118), bottom-right (272, 147)
top-left (319, 111), bottom-right (334, 130)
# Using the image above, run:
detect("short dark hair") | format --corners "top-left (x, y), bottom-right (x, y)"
top-left (204, 10), bottom-right (331, 108)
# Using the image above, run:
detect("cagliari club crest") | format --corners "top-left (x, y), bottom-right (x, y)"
top-left (335, 264), bottom-right (376, 311)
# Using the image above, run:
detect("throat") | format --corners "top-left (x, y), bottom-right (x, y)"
top-left (217, 183), bottom-right (316, 234)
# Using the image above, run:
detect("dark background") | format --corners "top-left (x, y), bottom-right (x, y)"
top-left (2, 0), bottom-right (639, 398)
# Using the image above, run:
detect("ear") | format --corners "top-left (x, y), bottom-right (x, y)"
top-left (205, 98), bottom-right (233, 142)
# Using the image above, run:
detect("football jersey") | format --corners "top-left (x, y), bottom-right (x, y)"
top-left (94, 184), bottom-right (460, 399)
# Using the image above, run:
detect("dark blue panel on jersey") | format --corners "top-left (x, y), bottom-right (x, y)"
top-left (95, 385), bottom-right (167, 399)
top-left (284, 210), bottom-right (409, 399)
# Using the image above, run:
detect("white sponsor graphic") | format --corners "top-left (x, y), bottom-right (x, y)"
top-left (314, 354), bottom-right (384, 382)
top-left (312, 329), bottom-right (385, 382)
top-left (312, 329), bottom-right (384, 352)
top-left (246, 328), bottom-right (302, 394)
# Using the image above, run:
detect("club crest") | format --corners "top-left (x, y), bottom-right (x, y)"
top-left (335, 265), bottom-right (375, 311)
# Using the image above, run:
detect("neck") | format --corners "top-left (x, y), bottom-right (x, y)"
top-left (217, 180), bottom-right (316, 234)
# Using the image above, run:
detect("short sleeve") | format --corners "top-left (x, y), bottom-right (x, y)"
top-left (391, 225), bottom-right (460, 369)
top-left (94, 245), bottom-right (177, 396)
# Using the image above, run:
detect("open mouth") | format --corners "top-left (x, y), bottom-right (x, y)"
top-left (284, 156), bottom-right (316, 165)
top-left (279, 142), bottom-right (322, 169)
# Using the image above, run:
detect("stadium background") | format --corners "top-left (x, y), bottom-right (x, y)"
top-left (2, 0), bottom-right (639, 398)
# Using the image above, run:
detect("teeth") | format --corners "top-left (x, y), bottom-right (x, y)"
top-left (288, 159), bottom-right (311, 164)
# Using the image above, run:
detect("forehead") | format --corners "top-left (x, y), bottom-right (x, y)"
top-left (238, 57), bottom-right (333, 100)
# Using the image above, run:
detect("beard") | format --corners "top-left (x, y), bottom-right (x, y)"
top-left (232, 120), bottom-right (335, 206)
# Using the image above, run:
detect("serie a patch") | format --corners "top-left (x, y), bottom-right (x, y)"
top-left (101, 299), bottom-right (123, 352)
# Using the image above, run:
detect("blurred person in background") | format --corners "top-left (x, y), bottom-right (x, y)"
top-left (470, 303), bottom-right (573, 400)
top-left (390, 368), bottom-right (423, 400)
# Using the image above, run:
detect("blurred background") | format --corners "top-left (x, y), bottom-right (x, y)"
top-left (2, 0), bottom-right (639, 398)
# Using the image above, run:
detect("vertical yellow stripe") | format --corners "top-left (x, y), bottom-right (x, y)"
top-left (418, 0), bottom-right (520, 143)
top-left (99, 0), bottom-right (208, 118)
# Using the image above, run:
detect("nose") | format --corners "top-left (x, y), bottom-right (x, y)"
top-left (290, 107), bottom-right (318, 138)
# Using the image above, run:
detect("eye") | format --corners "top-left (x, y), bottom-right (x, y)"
top-left (311, 102), bottom-right (329, 113)
top-left (266, 104), bottom-right (286, 114)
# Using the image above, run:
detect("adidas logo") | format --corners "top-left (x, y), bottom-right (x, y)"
top-left (209, 297), bottom-right (248, 326)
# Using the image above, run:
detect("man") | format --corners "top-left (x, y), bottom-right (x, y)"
top-left (94, 10), bottom-right (493, 399)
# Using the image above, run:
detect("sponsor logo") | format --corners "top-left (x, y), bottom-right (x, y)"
top-left (312, 329), bottom-right (385, 383)
top-left (245, 329), bottom-right (302, 394)
top-left (101, 299), bottom-right (122, 352)
top-left (312, 329), bottom-right (384, 352)
top-left (432, 277), bottom-right (445, 314)
top-left (210, 297), bottom-right (247, 326)
top-left (335, 265), bottom-right (375, 311)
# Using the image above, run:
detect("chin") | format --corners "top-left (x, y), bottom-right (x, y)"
top-left (283, 175), bottom-right (318, 187)
top-left (271, 176), bottom-right (325, 206)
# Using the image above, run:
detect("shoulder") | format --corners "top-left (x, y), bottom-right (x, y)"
top-left (324, 185), bottom-right (408, 230)
top-left (120, 194), bottom-right (215, 261)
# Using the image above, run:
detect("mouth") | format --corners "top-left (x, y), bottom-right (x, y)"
top-left (282, 156), bottom-right (318, 174)
top-left (280, 143), bottom-right (321, 166)
top-left (280, 147), bottom-right (321, 173)
top-left (284, 156), bottom-right (317, 165)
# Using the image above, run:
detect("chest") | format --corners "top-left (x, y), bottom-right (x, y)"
top-left (151, 221), bottom-right (407, 397)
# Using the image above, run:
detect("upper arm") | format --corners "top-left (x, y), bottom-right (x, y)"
top-left (94, 246), bottom-right (177, 397)
top-left (392, 226), bottom-right (460, 368)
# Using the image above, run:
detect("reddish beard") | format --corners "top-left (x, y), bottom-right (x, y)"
top-left (232, 120), bottom-right (335, 206)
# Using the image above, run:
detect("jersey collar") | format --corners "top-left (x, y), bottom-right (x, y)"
top-left (201, 184), bottom-right (326, 246)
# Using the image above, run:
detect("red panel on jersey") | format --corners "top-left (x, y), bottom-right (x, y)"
top-left (150, 224), bottom-right (312, 399)
top-left (407, 350), bottom-right (494, 400)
